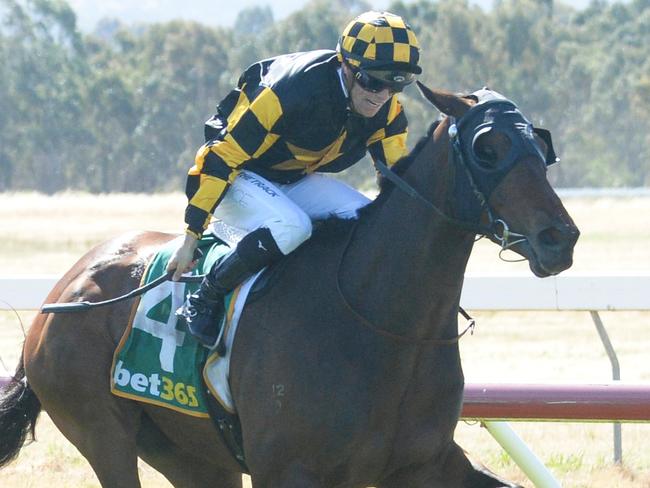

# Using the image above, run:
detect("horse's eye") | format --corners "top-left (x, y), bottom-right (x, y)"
top-left (472, 131), bottom-right (511, 170)
top-left (473, 135), bottom-right (499, 169)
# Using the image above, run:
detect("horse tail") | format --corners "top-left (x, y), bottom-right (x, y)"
top-left (0, 355), bottom-right (42, 468)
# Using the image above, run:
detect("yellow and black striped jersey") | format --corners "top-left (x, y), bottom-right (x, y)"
top-left (184, 49), bottom-right (409, 236)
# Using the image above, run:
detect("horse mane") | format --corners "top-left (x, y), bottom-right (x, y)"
top-left (311, 120), bottom-right (442, 242)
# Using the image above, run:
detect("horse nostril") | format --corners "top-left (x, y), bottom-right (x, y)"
top-left (538, 227), bottom-right (563, 248)
top-left (538, 225), bottom-right (579, 250)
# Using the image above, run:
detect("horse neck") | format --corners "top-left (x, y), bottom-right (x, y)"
top-left (342, 121), bottom-right (476, 340)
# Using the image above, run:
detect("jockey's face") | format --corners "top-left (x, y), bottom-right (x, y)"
top-left (343, 64), bottom-right (392, 118)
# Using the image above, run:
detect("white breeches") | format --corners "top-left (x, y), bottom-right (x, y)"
top-left (209, 170), bottom-right (371, 255)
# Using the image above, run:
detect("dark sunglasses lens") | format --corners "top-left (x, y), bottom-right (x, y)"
top-left (355, 71), bottom-right (383, 92)
top-left (366, 77), bottom-right (393, 92)
top-left (356, 68), bottom-right (416, 93)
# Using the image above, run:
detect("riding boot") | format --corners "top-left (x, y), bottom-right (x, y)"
top-left (177, 228), bottom-right (283, 349)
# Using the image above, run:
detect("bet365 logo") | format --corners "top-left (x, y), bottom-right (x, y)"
top-left (114, 360), bottom-right (199, 407)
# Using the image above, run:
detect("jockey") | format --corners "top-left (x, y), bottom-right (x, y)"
top-left (167, 11), bottom-right (422, 347)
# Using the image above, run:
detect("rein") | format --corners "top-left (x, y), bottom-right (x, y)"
top-left (375, 157), bottom-right (489, 236)
top-left (336, 220), bottom-right (476, 346)
top-left (44, 98), bottom-right (529, 316)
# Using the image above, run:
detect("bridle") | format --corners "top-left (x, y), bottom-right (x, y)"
top-left (373, 114), bottom-right (529, 253)
top-left (374, 90), bottom-right (557, 252)
top-left (338, 92), bottom-right (557, 345)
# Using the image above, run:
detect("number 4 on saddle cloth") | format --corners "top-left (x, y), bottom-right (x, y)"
top-left (110, 232), bottom-right (261, 470)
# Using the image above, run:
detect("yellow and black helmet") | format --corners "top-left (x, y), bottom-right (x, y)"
top-left (337, 11), bottom-right (421, 75)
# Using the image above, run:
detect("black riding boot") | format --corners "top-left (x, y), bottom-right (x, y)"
top-left (177, 228), bottom-right (283, 348)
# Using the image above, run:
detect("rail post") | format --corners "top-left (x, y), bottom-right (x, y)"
top-left (481, 421), bottom-right (561, 488)
top-left (590, 311), bottom-right (622, 464)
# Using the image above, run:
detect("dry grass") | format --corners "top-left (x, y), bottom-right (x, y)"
top-left (1, 192), bottom-right (649, 487)
top-left (0, 192), bottom-right (187, 274)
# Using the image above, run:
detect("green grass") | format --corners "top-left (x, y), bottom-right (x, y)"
top-left (547, 452), bottom-right (585, 474)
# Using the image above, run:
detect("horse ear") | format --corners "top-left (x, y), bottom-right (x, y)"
top-left (416, 81), bottom-right (472, 118)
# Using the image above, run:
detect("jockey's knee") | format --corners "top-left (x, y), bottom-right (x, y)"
top-left (267, 212), bottom-right (312, 255)
top-left (332, 197), bottom-right (371, 219)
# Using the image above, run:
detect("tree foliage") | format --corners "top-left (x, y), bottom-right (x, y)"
top-left (1, 0), bottom-right (649, 192)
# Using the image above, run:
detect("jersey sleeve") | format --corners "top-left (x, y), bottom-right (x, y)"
top-left (184, 84), bottom-right (284, 236)
top-left (366, 97), bottom-right (409, 168)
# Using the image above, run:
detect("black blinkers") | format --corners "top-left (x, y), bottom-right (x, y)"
top-left (452, 97), bottom-right (558, 199)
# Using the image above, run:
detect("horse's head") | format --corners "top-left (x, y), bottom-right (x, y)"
top-left (417, 82), bottom-right (579, 277)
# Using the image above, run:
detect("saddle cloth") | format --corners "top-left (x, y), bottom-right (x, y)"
top-left (110, 231), bottom-right (258, 416)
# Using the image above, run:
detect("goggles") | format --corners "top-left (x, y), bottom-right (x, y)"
top-left (352, 67), bottom-right (416, 93)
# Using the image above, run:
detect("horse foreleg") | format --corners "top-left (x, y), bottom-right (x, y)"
top-left (377, 441), bottom-right (522, 488)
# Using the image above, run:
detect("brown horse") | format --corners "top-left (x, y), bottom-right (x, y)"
top-left (0, 84), bottom-right (578, 487)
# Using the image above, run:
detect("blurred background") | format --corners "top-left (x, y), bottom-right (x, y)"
top-left (1, 0), bottom-right (648, 194)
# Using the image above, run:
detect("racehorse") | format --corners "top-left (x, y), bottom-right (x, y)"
top-left (0, 84), bottom-right (579, 487)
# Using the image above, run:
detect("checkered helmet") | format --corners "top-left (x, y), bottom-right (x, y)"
top-left (337, 11), bottom-right (421, 74)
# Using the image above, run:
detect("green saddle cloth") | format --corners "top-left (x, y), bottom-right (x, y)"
top-left (110, 235), bottom-right (230, 417)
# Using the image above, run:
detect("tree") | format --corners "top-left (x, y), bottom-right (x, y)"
top-left (234, 5), bottom-right (273, 36)
top-left (0, 0), bottom-right (648, 192)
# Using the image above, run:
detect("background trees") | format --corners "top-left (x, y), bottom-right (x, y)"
top-left (1, 0), bottom-right (648, 192)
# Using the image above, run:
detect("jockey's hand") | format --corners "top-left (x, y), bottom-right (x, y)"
top-left (167, 233), bottom-right (199, 281)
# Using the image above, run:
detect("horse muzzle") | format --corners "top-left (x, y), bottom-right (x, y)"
top-left (518, 221), bottom-right (580, 277)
